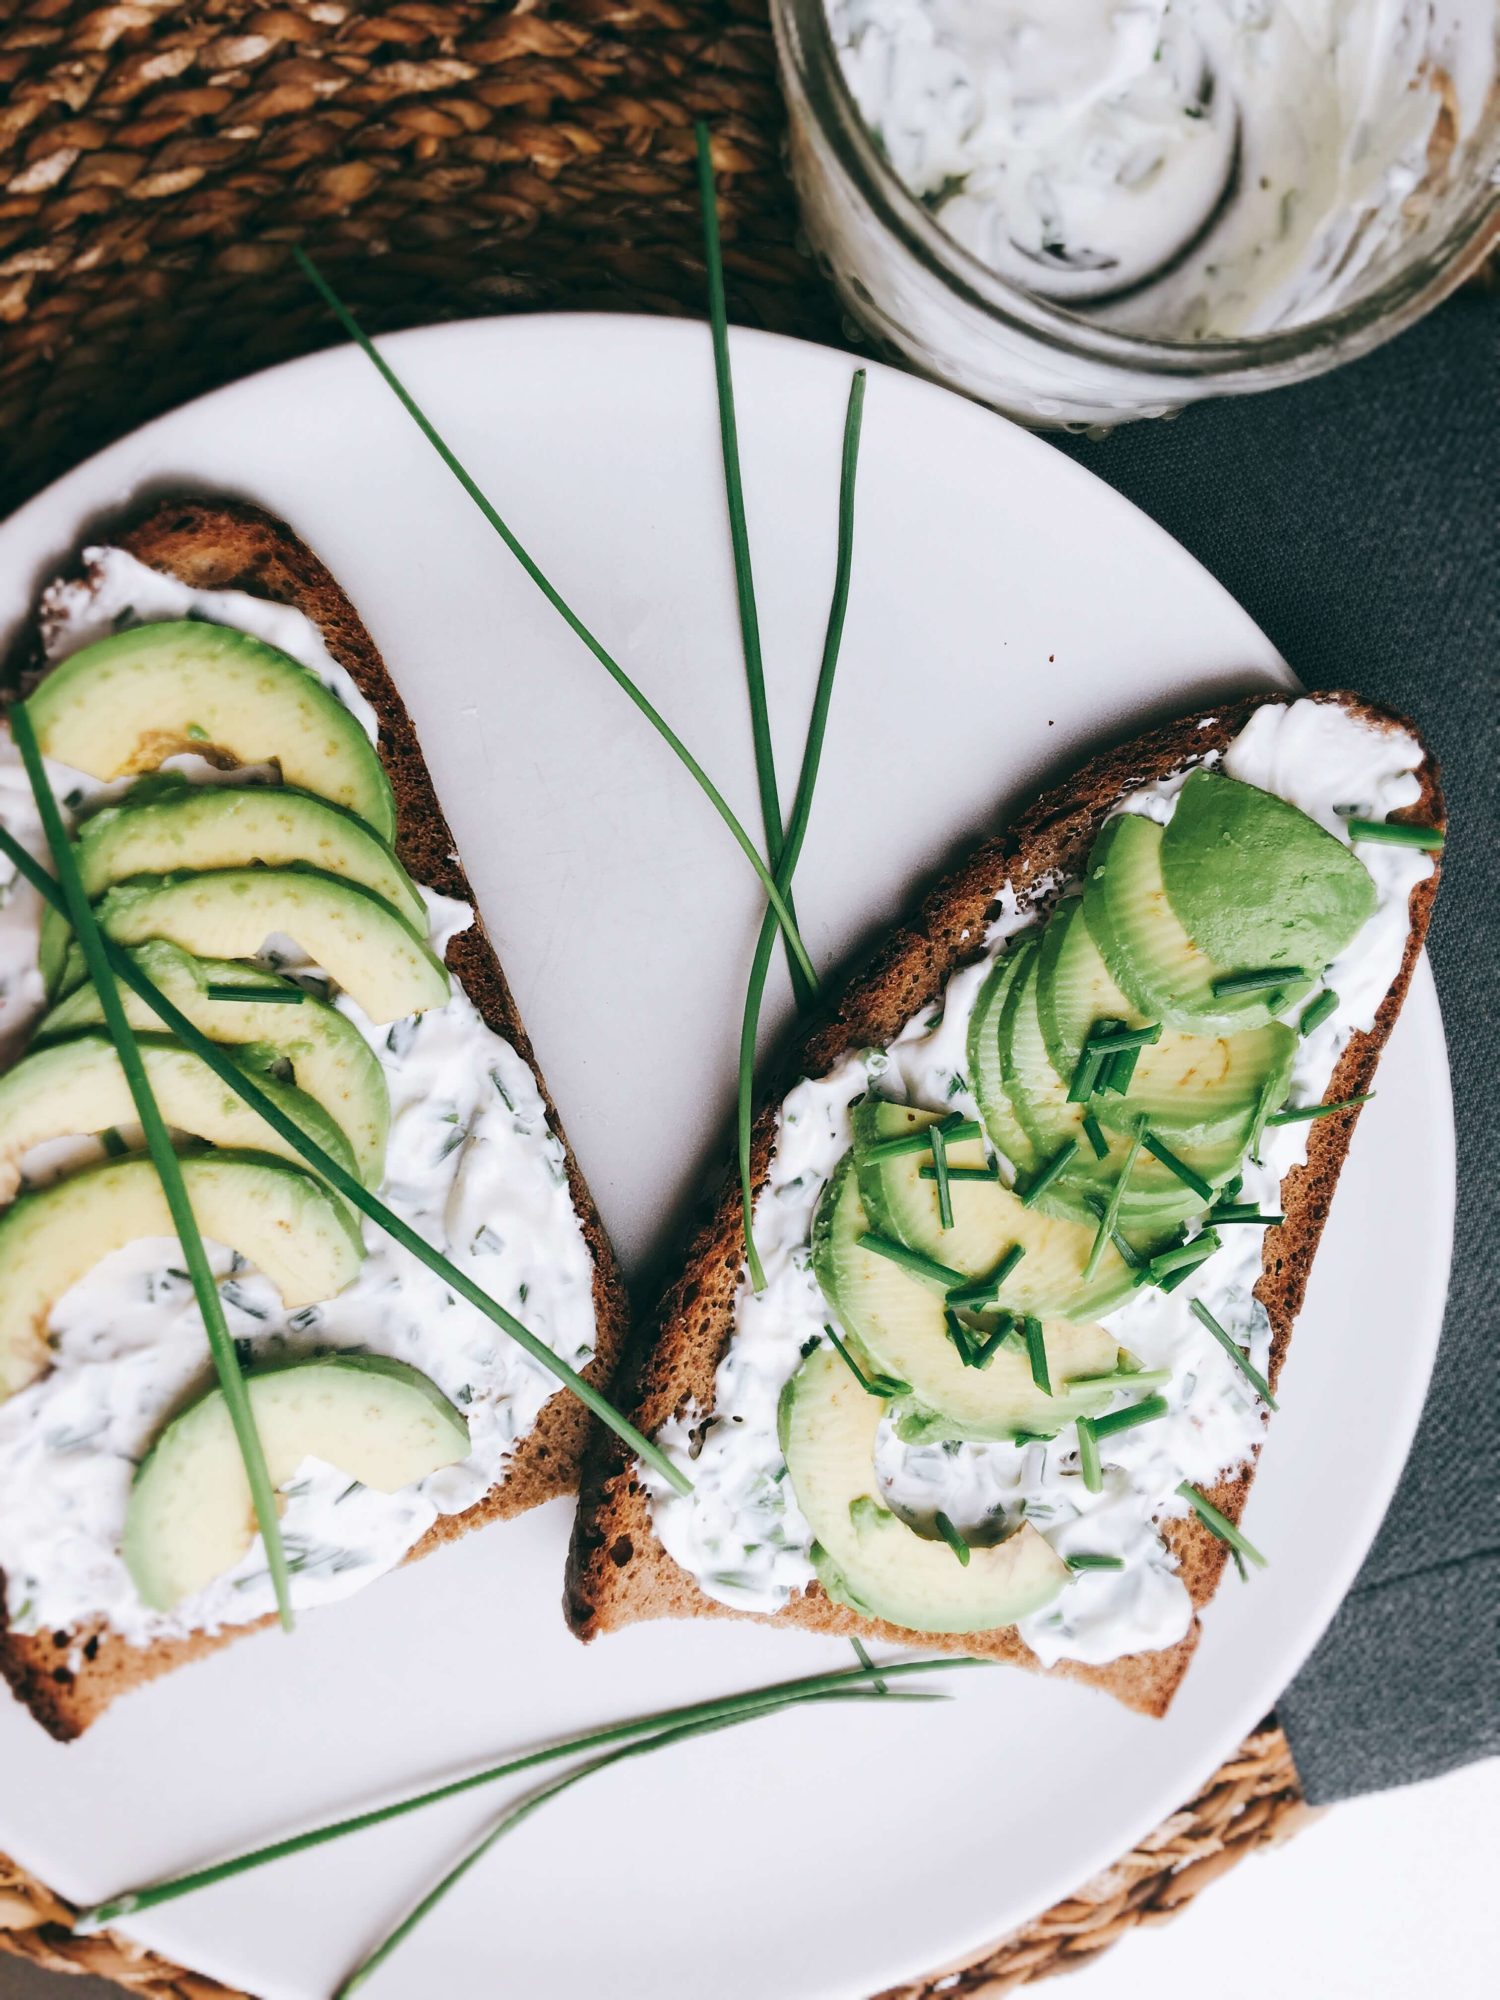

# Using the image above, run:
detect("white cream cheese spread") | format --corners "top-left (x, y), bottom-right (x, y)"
top-left (0, 549), bottom-right (598, 1645)
top-left (647, 697), bottom-right (1432, 1667)
top-left (825, 0), bottom-right (1495, 338)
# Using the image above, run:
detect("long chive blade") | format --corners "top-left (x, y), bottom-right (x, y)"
top-left (75, 1656), bottom-right (982, 1932)
top-left (0, 824), bottom-right (693, 1498)
top-left (736, 370), bottom-right (866, 1287)
top-left (292, 247), bottom-right (817, 995)
top-left (695, 122), bottom-right (807, 1012)
top-left (1343, 817), bottom-right (1444, 850)
top-left (1190, 1297), bottom-right (1278, 1409)
top-left (1177, 1481), bottom-right (1268, 1568)
top-left (7, 709), bottom-right (295, 1629)
top-left (1266, 1092), bottom-right (1375, 1126)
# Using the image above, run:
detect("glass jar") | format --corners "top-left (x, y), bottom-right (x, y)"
top-left (772, 0), bottom-right (1500, 427)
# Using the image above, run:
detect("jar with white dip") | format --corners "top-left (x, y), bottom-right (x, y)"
top-left (771, 0), bottom-right (1500, 425)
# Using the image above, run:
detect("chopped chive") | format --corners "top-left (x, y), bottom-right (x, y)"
top-left (735, 369), bottom-right (865, 1288)
top-left (1267, 1092), bottom-right (1375, 1126)
top-left (1232, 1548), bottom-right (1249, 1582)
top-left (9, 705), bottom-right (296, 1633)
top-left (944, 1307), bottom-right (979, 1368)
top-left (1083, 1122), bottom-right (1145, 1281)
top-left (1085, 1022), bottom-right (1162, 1054)
top-left (970, 1320), bottom-right (1016, 1370)
top-left (75, 1658), bottom-right (976, 1934)
top-left (1344, 818), bottom-right (1444, 850)
top-left (1155, 1262), bottom-right (1199, 1294)
top-left (1247, 1071), bottom-right (1280, 1164)
top-left (1089, 1393), bottom-right (1168, 1441)
top-left (1022, 1314), bottom-right (1051, 1395)
top-left (824, 1324), bottom-right (908, 1399)
top-left (945, 1242), bottom-right (1024, 1310)
top-left (1211, 966), bottom-right (1305, 997)
top-left (1177, 1481), bottom-right (1267, 1568)
top-left (0, 823), bottom-right (695, 1499)
top-left (859, 1232), bottom-right (967, 1290)
top-left (865, 1117), bottom-right (980, 1160)
top-left (696, 122), bottom-right (808, 1012)
top-left (1066, 1045), bottom-right (1108, 1103)
top-left (1140, 1130), bottom-right (1215, 1201)
top-left (920, 1162), bottom-right (1000, 1183)
top-left (1082, 1192), bottom-right (1143, 1269)
top-left (1076, 1418), bottom-right (1103, 1493)
top-left (1298, 989), bottom-right (1338, 1036)
top-left (849, 1636), bottom-right (887, 1694)
top-left (933, 1513), bottom-right (971, 1566)
top-left (205, 983), bottom-right (304, 1005)
top-left (1020, 1139), bottom-right (1077, 1208)
top-left (1066, 1366), bottom-right (1170, 1391)
top-left (928, 1123), bottom-right (954, 1230)
top-left (1080, 1110), bottom-right (1109, 1160)
top-left (1139, 1229), bottom-right (1221, 1286)
top-left (99, 1126), bottom-right (129, 1157)
top-left (1100, 1044), bottom-right (1141, 1096)
top-left (1210, 1205), bottom-right (1285, 1226)
top-left (292, 247), bottom-right (816, 993)
top-left (1066, 1552), bottom-right (1125, 1572)
top-left (1191, 1298), bottom-right (1278, 1408)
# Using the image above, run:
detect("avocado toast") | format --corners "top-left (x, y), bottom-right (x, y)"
top-left (0, 498), bottom-right (630, 1740)
top-left (567, 692), bottom-right (1443, 1716)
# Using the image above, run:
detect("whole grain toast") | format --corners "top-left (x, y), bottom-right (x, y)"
top-left (0, 497), bottom-right (632, 1741)
top-left (566, 690), bottom-right (1443, 1717)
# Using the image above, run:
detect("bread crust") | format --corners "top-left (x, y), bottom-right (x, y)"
top-left (566, 690), bottom-right (1443, 1718)
top-left (0, 498), bottom-right (632, 1741)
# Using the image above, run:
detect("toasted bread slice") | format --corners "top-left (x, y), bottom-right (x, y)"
top-left (0, 498), bottom-right (631, 1741)
top-left (567, 691), bottom-right (1442, 1717)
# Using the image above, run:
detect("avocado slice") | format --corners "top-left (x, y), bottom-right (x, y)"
top-left (0, 1150), bottom-right (364, 1404)
top-left (848, 1100), bottom-right (1139, 1318)
top-left (966, 946), bottom-right (1041, 1180)
top-left (0, 1034), bottom-right (361, 1199)
top-left (88, 868), bottom-right (448, 1026)
top-left (1161, 769), bottom-right (1377, 974)
top-left (27, 621), bottom-right (395, 840)
top-left (1084, 814), bottom-right (1315, 1031)
top-left (813, 1154), bottom-right (1123, 1439)
top-left (123, 1354), bottom-right (470, 1610)
top-left (778, 1344), bottom-right (1067, 1632)
top-left (998, 941), bottom-right (1224, 1221)
top-left (40, 942), bottom-right (390, 1186)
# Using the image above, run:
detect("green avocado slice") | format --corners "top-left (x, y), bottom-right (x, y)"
top-left (39, 942), bottom-right (390, 1187)
top-left (846, 1100), bottom-right (1139, 1318)
top-left (0, 1034), bottom-right (361, 1200)
top-left (1084, 814), bottom-right (1314, 1031)
top-left (0, 1150), bottom-right (364, 1404)
top-left (778, 1344), bottom-right (1068, 1633)
top-left (812, 1152), bottom-right (1122, 1440)
top-left (124, 1355), bottom-right (469, 1610)
top-left (88, 868), bottom-right (448, 1026)
top-left (1160, 768), bottom-right (1376, 973)
top-left (967, 945), bottom-right (1041, 1180)
top-left (27, 621), bottom-right (395, 840)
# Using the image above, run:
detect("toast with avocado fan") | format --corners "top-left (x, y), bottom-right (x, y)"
top-left (0, 498), bottom-right (630, 1741)
top-left (566, 690), bottom-right (1443, 1718)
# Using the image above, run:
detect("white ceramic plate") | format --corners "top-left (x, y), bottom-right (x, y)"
top-left (0, 317), bottom-right (1453, 2000)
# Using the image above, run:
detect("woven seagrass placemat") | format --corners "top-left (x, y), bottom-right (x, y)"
top-left (0, 3), bottom-right (1324, 1993)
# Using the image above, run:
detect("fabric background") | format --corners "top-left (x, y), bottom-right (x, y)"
top-left (1052, 291), bottom-right (1499, 1802)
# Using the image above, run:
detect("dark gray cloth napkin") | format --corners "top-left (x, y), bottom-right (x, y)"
top-left (1054, 291), bottom-right (1500, 1803)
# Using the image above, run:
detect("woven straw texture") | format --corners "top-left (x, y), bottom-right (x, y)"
top-left (0, 2), bottom-right (1321, 1994)
top-left (0, 1725), bottom-right (1312, 1997)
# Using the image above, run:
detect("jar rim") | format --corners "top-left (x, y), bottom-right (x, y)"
top-left (773, 0), bottom-right (1500, 385)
